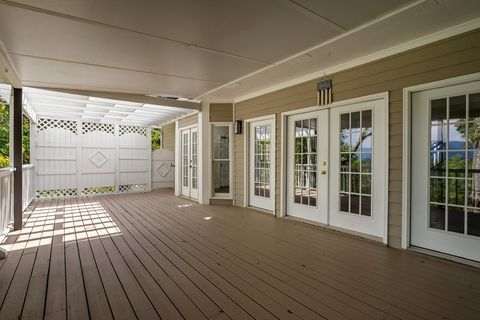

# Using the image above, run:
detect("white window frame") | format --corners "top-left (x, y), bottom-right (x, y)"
top-left (402, 72), bottom-right (480, 249)
top-left (211, 122), bottom-right (233, 199)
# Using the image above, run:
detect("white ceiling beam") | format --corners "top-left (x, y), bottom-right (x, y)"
top-left (31, 87), bottom-right (201, 110)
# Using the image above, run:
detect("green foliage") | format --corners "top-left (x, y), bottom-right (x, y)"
top-left (23, 115), bottom-right (30, 164)
top-left (152, 128), bottom-right (162, 151)
top-left (0, 99), bottom-right (9, 167)
top-left (0, 97), bottom-right (31, 167)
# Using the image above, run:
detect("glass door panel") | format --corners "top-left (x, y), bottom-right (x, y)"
top-left (286, 110), bottom-right (328, 223)
top-left (249, 119), bottom-right (274, 211)
top-left (411, 80), bottom-right (480, 262)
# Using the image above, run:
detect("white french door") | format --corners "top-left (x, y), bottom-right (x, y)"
top-left (329, 99), bottom-right (387, 239)
top-left (411, 81), bottom-right (480, 262)
top-left (249, 119), bottom-right (275, 212)
top-left (286, 110), bottom-right (329, 223)
top-left (285, 97), bottom-right (387, 239)
top-left (181, 127), bottom-right (198, 200)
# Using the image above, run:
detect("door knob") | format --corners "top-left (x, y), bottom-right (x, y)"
top-left (320, 170), bottom-right (327, 175)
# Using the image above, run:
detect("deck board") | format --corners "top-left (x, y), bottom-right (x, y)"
top-left (0, 189), bottom-right (479, 320)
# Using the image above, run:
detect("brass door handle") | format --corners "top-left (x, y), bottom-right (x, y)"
top-left (320, 170), bottom-right (327, 175)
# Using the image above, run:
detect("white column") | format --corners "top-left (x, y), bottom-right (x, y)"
top-left (174, 120), bottom-right (180, 196)
top-left (198, 101), bottom-right (211, 204)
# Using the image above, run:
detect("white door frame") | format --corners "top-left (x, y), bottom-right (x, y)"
top-left (402, 72), bottom-right (480, 249)
top-left (280, 92), bottom-right (389, 243)
top-left (243, 115), bottom-right (276, 213)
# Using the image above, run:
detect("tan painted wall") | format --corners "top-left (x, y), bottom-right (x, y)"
top-left (162, 123), bottom-right (175, 151)
top-left (234, 29), bottom-right (480, 248)
top-left (210, 103), bottom-right (233, 122)
top-left (178, 113), bottom-right (198, 128)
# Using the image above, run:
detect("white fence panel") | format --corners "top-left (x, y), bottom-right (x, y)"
top-left (33, 119), bottom-right (151, 198)
top-left (118, 125), bottom-right (151, 193)
top-left (35, 119), bottom-right (78, 197)
top-left (152, 149), bottom-right (175, 189)
top-left (81, 122), bottom-right (116, 195)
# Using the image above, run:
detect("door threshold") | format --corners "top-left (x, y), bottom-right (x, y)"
top-left (178, 195), bottom-right (198, 203)
top-left (247, 206), bottom-right (274, 215)
top-left (408, 246), bottom-right (480, 269)
top-left (284, 216), bottom-right (384, 245)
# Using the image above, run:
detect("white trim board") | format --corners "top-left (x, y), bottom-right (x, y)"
top-left (401, 72), bottom-right (480, 249)
top-left (225, 17), bottom-right (480, 104)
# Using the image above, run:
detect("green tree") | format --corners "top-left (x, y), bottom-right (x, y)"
top-left (151, 128), bottom-right (162, 151)
top-left (0, 98), bottom-right (9, 167)
top-left (0, 97), bottom-right (31, 167)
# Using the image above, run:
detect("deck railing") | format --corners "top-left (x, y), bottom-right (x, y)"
top-left (22, 165), bottom-right (35, 211)
top-left (0, 165), bottom-right (35, 237)
top-left (0, 168), bottom-right (15, 237)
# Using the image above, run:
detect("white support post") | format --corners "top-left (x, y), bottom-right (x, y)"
top-left (30, 122), bottom-right (36, 195)
top-left (198, 101), bottom-right (211, 204)
top-left (174, 120), bottom-right (180, 196)
top-left (76, 121), bottom-right (82, 196)
top-left (114, 124), bottom-right (120, 193)
top-left (146, 127), bottom-right (152, 192)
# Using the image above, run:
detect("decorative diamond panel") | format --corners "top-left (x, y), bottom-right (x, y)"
top-left (36, 118), bottom-right (77, 134)
top-left (82, 186), bottom-right (115, 195)
top-left (82, 122), bottom-right (115, 135)
top-left (119, 125), bottom-right (147, 136)
top-left (89, 151), bottom-right (109, 168)
top-left (119, 184), bottom-right (146, 193)
top-left (157, 162), bottom-right (171, 177)
top-left (36, 188), bottom-right (78, 198)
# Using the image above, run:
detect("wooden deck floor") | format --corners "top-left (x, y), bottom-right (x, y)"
top-left (0, 190), bottom-right (479, 320)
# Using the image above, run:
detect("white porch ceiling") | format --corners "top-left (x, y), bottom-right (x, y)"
top-left (0, 0), bottom-right (479, 101)
top-left (23, 87), bottom-right (196, 126)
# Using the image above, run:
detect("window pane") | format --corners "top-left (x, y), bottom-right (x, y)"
top-left (447, 206), bottom-right (464, 234)
top-left (431, 98), bottom-right (447, 124)
top-left (350, 194), bottom-right (360, 214)
top-left (430, 204), bottom-right (445, 230)
top-left (212, 126), bottom-right (230, 159)
top-left (431, 125), bottom-right (447, 150)
top-left (430, 151), bottom-right (446, 176)
top-left (430, 178), bottom-right (445, 203)
top-left (448, 179), bottom-right (465, 206)
top-left (467, 209), bottom-right (480, 236)
top-left (213, 161), bottom-right (229, 194)
top-left (340, 193), bottom-right (349, 212)
top-left (469, 93), bottom-right (480, 121)
top-left (360, 196), bottom-right (371, 216)
top-left (449, 95), bottom-right (466, 122)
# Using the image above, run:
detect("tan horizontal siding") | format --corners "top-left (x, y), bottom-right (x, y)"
top-left (234, 28), bottom-right (480, 248)
top-left (178, 114), bottom-right (198, 128)
top-left (210, 103), bottom-right (233, 122)
top-left (161, 123), bottom-right (175, 152)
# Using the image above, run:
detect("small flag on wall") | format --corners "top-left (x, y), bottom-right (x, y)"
top-left (317, 79), bottom-right (332, 106)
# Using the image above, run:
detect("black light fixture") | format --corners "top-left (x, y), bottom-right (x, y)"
top-left (234, 120), bottom-right (242, 134)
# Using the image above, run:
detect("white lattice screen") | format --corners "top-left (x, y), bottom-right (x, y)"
top-left (33, 118), bottom-right (151, 198)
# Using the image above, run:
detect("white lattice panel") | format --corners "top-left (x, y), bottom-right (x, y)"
top-left (33, 118), bottom-right (151, 197)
